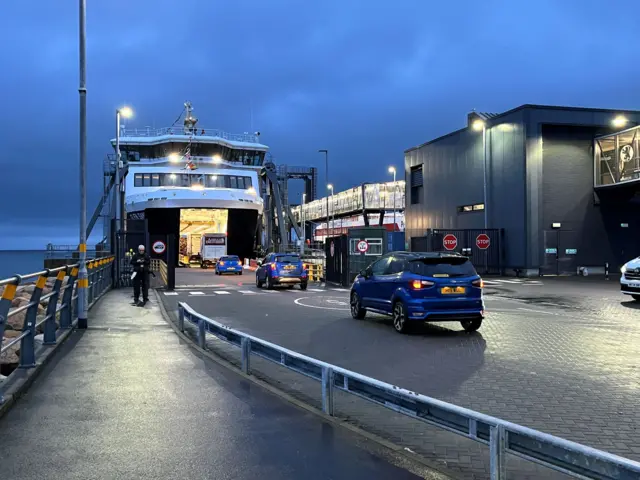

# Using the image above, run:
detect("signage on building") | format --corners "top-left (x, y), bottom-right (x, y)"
top-left (152, 240), bottom-right (166, 254)
top-left (356, 240), bottom-right (369, 253)
top-left (442, 234), bottom-right (457, 251)
top-left (476, 234), bottom-right (490, 250)
top-left (204, 236), bottom-right (225, 245)
top-left (545, 248), bottom-right (557, 254)
top-left (565, 248), bottom-right (577, 255)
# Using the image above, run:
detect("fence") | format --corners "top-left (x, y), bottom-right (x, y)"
top-left (178, 301), bottom-right (640, 480)
top-left (0, 258), bottom-right (114, 403)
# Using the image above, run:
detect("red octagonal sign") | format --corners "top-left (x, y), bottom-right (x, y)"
top-left (476, 233), bottom-right (490, 250)
top-left (443, 234), bottom-right (457, 251)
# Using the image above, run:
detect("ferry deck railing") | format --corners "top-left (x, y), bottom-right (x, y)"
top-left (178, 301), bottom-right (640, 480)
top-left (0, 258), bottom-right (115, 404)
top-left (118, 126), bottom-right (260, 144)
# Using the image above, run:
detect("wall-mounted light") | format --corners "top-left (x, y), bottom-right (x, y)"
top-left (472, 119), bottom-right (485, 131)
top-left (552, 223), bottom-right (561, 229)
top-left (168, 153), bottom-right (180, 163)
top-left (612, 115), bottom-right (628, 128)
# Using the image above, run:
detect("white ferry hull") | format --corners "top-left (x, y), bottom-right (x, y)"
top-left (125, 188), bottom-right (263, 215)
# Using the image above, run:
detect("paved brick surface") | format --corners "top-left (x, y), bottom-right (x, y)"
top-left (161, 273), bottom-right (640, 478)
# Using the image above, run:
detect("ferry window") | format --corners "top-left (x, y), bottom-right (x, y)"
top-left (143, 174), bottom-right (151, 187)
top-left (162, 173), bottom-right (178, 186)
top-left (181, 174), bottom-right (190, 187)
top-left (193, 175), bottom-right (204, 187)
top-left (206, 175), bottom-right (223, 188)
top-left (151, 174), bottom-right (160, 186)
top-left (134, 174), bottom-right (143, 187)
top-left (243, 176), bottom-right (253, 188)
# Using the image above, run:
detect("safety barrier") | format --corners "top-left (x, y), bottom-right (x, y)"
top-left (178, 301), bottom-right (640, 480)
top-left (0, 257), bottom-right (114, 403)
top-left (305, 262), bottom-right (323, 282)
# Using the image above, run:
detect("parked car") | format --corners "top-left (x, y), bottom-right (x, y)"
top-left (215, 255), bottom-right (243, 275)
top-left (256, 253), bottom-right (308, 289)
top-left (620, 256), bottom-right (640, 301)
top-left (350, 251), bottom-right (484, 334)
top-left (188, 254), bottom-right (202, 268)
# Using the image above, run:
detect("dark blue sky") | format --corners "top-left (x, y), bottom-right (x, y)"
top-left (1, 0), bottom-right (639, 249)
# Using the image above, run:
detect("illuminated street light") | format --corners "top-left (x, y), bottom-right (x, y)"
top-left (388, 166), bottom-right (396, 174)
top-left (168, 153), bottom-right (180, 163)
top-left (612, 115), bottom-right (628, 128)
top-left (472, 119), bottom-right (485, 131)
top-left (118, 106), bottom-right (133, 118)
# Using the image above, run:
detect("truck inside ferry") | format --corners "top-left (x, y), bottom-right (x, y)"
top-left (179, 208), bottom-right (227, 266)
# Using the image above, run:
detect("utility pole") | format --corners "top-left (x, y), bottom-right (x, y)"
top-left (318, 149), bottom-right (329, 240)
top-left (77, 0), bottom-right (88, 329)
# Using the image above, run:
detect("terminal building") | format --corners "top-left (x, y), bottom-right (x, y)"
top-left (404, 104), bottom-right (640, 276)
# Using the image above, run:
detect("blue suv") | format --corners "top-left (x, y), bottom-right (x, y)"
top-left (256, 253), bottom-right (308, 290)
top-left (350, 252), bottom-right (484, 333)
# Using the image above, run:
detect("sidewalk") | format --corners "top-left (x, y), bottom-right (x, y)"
top-left (0, 289), bottom-right (436, 480)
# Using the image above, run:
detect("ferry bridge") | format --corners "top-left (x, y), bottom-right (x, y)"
top-left (2, 261), bottom-right (640, 479)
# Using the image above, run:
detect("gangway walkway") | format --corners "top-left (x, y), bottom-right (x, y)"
top-left (0, 289), bottom-right (434, 480)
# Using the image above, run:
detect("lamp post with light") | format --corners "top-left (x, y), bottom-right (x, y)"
top-left (388, 166), bottom-right (397, 232)
top-left (472, 119), bottom-right (488, 229)
top-left (115, 106), bottom-right (133, 234)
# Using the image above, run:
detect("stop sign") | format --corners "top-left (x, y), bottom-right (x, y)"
top-left (476, 233), bottom-right (490, 250)
top-left (443, 234), bottom-right (457, 251)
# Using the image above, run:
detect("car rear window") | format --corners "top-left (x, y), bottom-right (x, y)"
top-left (221, 256), bottom-right (239, 261)
top-left (275, 255), bottom-right (301, 263)
top-left (409, 257), bottom-right (477, 277)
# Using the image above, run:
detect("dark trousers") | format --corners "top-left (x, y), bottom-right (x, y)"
top-left (133, 271), bottom-right (149, 301)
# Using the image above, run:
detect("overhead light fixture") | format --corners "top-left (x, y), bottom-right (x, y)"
top-left (212, 154), bottom-right (222, 163)
top-left (472, 119), bottom-right (485, 131)
top-left (168, 153), bottom-right (180, 163)
top-left (612, 115), bottom-right (628, 128)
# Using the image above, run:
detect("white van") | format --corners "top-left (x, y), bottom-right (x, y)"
top-left (200, 234), bottom-right (227, 268)
top-left (620, 256), bottom-right (640, 301)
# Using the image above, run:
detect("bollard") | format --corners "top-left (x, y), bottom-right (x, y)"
top-left (198, 317), bottom-right (206, 349)
top-left (605, 262), bottom-right (609, 280)
top-left (241, 337), bottom-right (251, 374)
top-left (60, 266), bottom-right (78, 329)
top-left (43, 269), bottom-right (66, 345)
top-left (20, 271), bottom-right (49, 368)
top-left (321, 366), bottom-right (334, 416)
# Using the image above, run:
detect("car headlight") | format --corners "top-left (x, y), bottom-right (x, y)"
top-left (621, 265), bottom-right (627, 274)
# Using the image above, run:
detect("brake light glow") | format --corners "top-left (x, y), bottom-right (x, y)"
top-left (270, 263), bottom-right (276, 271)
top-left (219, 261), bottom-right (225, 266)
top-left (410, 280), bottom-right (435, 289)
top-left (303, 263), bottom-right (308, 270)
top-left (472, 279), bottom-right (484, 288)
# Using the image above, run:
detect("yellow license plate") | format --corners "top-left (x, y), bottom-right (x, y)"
top-left (441, 286), bottom-right (466, 294)
top-left (284, 265), bottom-right (296, 270)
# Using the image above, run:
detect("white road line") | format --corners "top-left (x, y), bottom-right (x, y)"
top-left (331, 288), bottom-right (349, 292)
top-left (309, 289), bottom-right (324, 292)
top-left (189, 291), bottom-right (205, 295)
top-left (494, 280), bottom-right (521, 284)
top-left (163, 292), bottom-right (179, 296)
top-left (214, 291), bottom-right (231, 295)
top-left (294, 297), bottom-right (350, 311)
top-left (238, 290), bottom-right (262, 294)
top-left (517, 307), bottom-right (559, 316)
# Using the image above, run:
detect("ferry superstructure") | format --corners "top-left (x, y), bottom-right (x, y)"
top-left (111, 102), bottom-right (267, 260)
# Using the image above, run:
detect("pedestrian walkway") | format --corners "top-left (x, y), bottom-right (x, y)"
top-left (0, 289), bottom-right (438, 480)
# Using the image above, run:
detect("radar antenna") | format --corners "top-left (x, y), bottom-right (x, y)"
top-left (183, 101), bottom-right (198, 134)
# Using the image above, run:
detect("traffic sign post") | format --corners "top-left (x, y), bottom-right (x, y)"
top-left (442, 234), bottom-right (457, 251)
top-left (476, 234), bottom-right (490, 250)
top-left (356, 240), bottom-right (369, 254)
top-left (152, 240), bottom-right (166, 255)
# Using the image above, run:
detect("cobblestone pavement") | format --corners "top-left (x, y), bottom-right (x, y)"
top-left (160, 273), bottom-right (640, 478)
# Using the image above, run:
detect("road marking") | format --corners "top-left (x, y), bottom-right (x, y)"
top-left (309, 289), bottom-right (324, 292)
top-left (189, 291), bottom-right (205, 295)
top-left (331, 288), bottom-right (349, 292)
top-left (263, 290), bottom-right (278, 293)
top-left (517, 307), bottom-right (559, 316)
top-left (163, 292), bottom-right (178, 296)
top-left (294, 297), bottom-right (350, 311)
top-left (214, 291), bottom-right (231, 295)
top-left (238, 290), bottom-right (262, 295)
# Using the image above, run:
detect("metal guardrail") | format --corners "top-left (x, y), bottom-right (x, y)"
top-left (118, 126), bottom-right (261, 144)
top-left (178, 301), bottom-right (640, 480)
top-left (0, 258), bottom-right (115, 403)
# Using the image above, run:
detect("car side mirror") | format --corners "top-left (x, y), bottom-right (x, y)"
top-left (361, 267), bottom-right (372, 278)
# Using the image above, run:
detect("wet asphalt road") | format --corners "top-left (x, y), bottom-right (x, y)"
top-left (161, 269), bottom-right (640, 461)
top-left (0, 289), bottom-right (437, 480)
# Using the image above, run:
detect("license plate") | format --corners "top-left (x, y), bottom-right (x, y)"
top-left (284, 265), bottom-right (296, 270)
top-left (441, 286), bottom-right (466, 294)
top-left (630, 282), bottom-right (640, 288)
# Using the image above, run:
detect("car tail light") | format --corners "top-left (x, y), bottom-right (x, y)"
top-left (410, 280), bottom-right (435, 289)
top-left (270, 263), bottom-right (276, 271)
top-left (219, 261), bottom-right (225, 266)
top-left (303, 263), bottom-right (308, 270)
top-left (472, 279), bottom-right (484, 288)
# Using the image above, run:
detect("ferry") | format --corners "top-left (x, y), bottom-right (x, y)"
top-left (113, 102), bottom-right (266, 263)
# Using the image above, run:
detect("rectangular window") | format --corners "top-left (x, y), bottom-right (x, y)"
top-left (410, 166), bottom-right (423, 205)
top-left (134, 174), bottom-right (143, 187)
top-left (151, 173), bottom-right (160, 186)
top-left (181, 174), bottom-right (190, 187)
top-left (230, 176), bottom-right (238, 189)
top-left (142, 174), bottom-right (151, 187)
top-left (365, 238), bottom-right (383, 256)
top-left (457, 203), bottom-right (485, 213)
top-left (349, 238), bottom-right (360, 254)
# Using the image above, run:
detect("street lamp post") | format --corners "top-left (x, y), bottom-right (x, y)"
top-left (472, 119), bottom-right (488, 229)
top-left (388, 166), bottom-right (396, 232)
top-left (77, 0), bottom-right (88, 329)
top-left (327, 184), bottom-right (334, 240)
top-left (301, 193), bottom-right (306, 255)
top-left (115, 106), bottom-right (133, 234)
top-left (318, 149), bottom-right (329, 240)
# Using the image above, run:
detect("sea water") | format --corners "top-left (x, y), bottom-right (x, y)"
top-left (0, 250), bottom-right (46, 279)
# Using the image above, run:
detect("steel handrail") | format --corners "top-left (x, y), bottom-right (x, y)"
top-left (1, 257), bottom-right (116, 403)
top-left (178, 301), bottom-right (640, 480)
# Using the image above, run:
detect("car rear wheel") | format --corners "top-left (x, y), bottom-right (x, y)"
top-left (300, 283), bottom-right (308, 290)
top-left (461, 318), bottom-right (482, 332)
top-left (256, 275), bottom-right (263, 288)
top-left (267, 276), bottom-right (275, 290)
top-left (632, 295), bottom-right (640, 301)
top-left (350, 292), bottom-right (366, 319)
top-left (392, 301), bottom-right (408, 333)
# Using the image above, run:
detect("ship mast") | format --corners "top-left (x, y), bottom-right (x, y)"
top-left (183, 101), bottom-right (198, 134)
